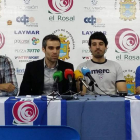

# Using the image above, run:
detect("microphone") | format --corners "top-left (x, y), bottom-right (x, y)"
top-left (74, 70), bottom-right (90, 91)
top-left (52, 71), bottom-right (63, 93)
top-left (53, 71), bottom-right (63, 83)
top-left (64, 69), bottom-right (73, 90)
top-left (81, 67), bottom-right (98, 87)
top-left (64, 69), bottom-right (73, 83)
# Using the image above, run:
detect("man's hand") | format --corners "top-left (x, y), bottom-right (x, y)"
top-left (76, 81), bottom-right (87, 95)
top-left (0, 83), bottom-right (15, 92)
top-left (136, 86), bottom-right (140, 94)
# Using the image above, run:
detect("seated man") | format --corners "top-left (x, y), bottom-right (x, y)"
top-left (0, 55), bottom-right (18, 96)
top-left (76, 32), bottom-right (127, 95)
top-left (19, 34), bottom-right (76, 95)
top-left (135, 66), bottom-right (140, 94)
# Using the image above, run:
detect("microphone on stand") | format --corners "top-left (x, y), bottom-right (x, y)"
top-left (53, 71), bottom-right (63, 84)
top-left (63, 69), bottom-right (79, 99)
top-left (52, 71), bottom-right (63, 98)
top-left (64, 69), bottom-right (74, 91)
top-left (74, 70), bottom-right (90, 91)
top-left (81, 67), bottom-right (98, 88)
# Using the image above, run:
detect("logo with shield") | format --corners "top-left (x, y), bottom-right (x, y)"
top-left (119, 0), bottom-right (136, 21)
top-left (58, 34), bottom-right (70, 60)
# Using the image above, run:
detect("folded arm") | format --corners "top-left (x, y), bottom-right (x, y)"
top-left (0, 57), bottom-right (18, 96)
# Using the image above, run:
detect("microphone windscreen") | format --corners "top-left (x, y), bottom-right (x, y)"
top-left (74, 70), bottom-right (83, 80)
top-left (81, 67), bottom-right (91, 76)
top-left (64, 69), bottom-right (74, 79)
top-left (53, 71), bottom-right (63, 82)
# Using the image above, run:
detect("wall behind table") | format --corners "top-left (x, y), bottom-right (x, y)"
top-left (0, 0), bottom-right (139, 94)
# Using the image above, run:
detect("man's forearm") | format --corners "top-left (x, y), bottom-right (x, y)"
top-left (0, 84), bottom-right (6, 91)
top-left (76, 81), bottom-right (87, 95)
top-left (0, 83), bottom-right (15, 92)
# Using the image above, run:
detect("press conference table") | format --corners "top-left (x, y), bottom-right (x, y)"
top-left (0, 95), bottom-right (126, 140)
top-left (67, 95), bottom-right (125, 140)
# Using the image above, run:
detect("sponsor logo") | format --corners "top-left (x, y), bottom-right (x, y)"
top-left (17, 5), bottom-right (38, 11)
top-left (4, 0), bottom-right (38, 11)
top-left (91, 69), bottom-right (110, 74)
top-left (115, 28), bottom-right (139, 53)
top-left (48, 0), bottom-right (75, 22)
top-left (123, 69), bottom-right (136, 95)
top-left (14, 30), bottom-right (39, 35)
top-left (15, 56), bottom-right (39, 59)
top-left (84, 0), bottom-right (106, 12)
top-left (27, 49), bottom-right (40, 53)
top-left (24, 0), bottom-right (30, 4)
top-left (16, 15), bottom-right (34, 25)
top-left (86, 6), bottom-right (105, 11)
top-left (49, 15), bottom-right (75, 22)
top-left (5, 5), bottom-right (38, 11)
top-left (0, 0), bottom-right (1, 18)
top-left (14, 40), bottom-right (30, 44)
top-left (15, 49), bottom-right (27, 53)
top-left (82, 40), bottom-right (88, 44)
top-left (18, 60), bottom-right (35, 62)
top-left (91, 0), bottom-right (98, 5)
top-left (114, 0), bottom-right (117, 10)
top-left (12, 101), bottom-right (39, 124)
top-left (48, 0), bottom-right (73, 14)
top-left (91, 69), bottom-right (110, 80)
top-left (116, 54), bottom-right (140, 61)
top-left (16, 15), bottom-right (38, 27)
top-left (84, 15), bottom-right (96, 25)
top-left (115, 28), bottom-right (140, 61)
top-left (15, 56), bottom-right (39, 62)
top-left (52, 29), bottom-right (75, 60)
top-left (16, 68), bottom-right (25, 75)
top-left (82, 31), bottom-right (107, 44)
top-left (84, 15), bottom-right (105, 27)
top-left (3, 0), bottom-right (6, 8)
top-left (82, 50), bottom-right (91, 53)
top-left (82, 56), bottom-right (92, 59)
top-left (32, 37), bottom-right (39, 45)
top-left (0, 32), bottom-right (5, 49)
top-left (119, 0), bottom-right (136, 21)
top-left (58, 34), bottom-right (70, 60)
top-left (7, 20), bottom-right (12, 25)
top-left (82, 31), bottom-right (107, 35)
top-left (15, 49), bottom-right (40, 53)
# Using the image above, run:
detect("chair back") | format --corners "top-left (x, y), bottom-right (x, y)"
top-left (0, 126), bottom-right (80, 140)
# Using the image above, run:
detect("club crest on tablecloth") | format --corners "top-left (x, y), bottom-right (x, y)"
top-left (12, 101), bottom-right (39, 125)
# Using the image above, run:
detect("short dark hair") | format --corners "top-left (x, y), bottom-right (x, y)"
top-left (42, 34), bottom-right (61, 49)
top-left (88, 32), bottom-right (108, 47)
